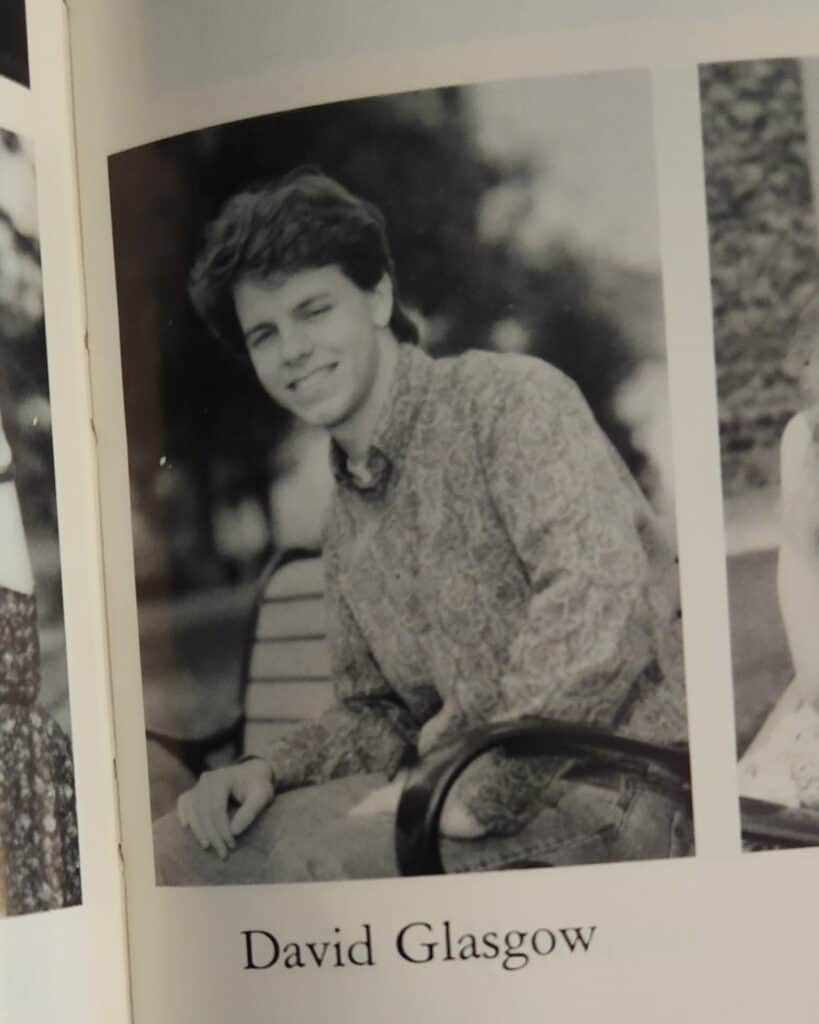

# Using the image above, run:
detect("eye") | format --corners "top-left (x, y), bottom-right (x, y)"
top-left (247, 326), bottom-right (278, 350)
top-left (304, 303), bottom-right (332, 319)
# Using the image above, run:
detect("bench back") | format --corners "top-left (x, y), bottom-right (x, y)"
top-left (241, 551), bottom-right (335, 756)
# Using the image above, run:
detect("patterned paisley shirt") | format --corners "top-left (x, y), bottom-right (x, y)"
top-left (267, 344), bottom-right (688, 833)
top-left (0, 586), bottom-right (81, 914)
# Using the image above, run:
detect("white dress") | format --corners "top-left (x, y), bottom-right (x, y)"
top-left (778, 410), bottom-right (819, 698)
top-left (739, 409), bottom-right (819, 808)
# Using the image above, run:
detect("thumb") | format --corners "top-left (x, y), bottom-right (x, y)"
top-left (348, 779), bottom-right (403, 818)
top-left (230, 783), bottom-right (273, 837)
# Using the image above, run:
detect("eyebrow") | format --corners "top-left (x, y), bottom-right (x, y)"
top-left (292, 290), bottom-right (332, 312)
top-left (244, 321), bottom-right (276, 344)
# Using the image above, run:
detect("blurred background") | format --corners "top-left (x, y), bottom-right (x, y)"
top-left (0, 0), bottom-right (29, 88)
top-left (108, 71), bottom-right (675, 814)
top-left (700, 58), bottom-right (819, 752)
top-left (0, 128), bottom-right (69, 730)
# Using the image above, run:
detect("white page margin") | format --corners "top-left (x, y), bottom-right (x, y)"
top-left (0, 2), bottom-right (130, 1022)
top-left (69, 4), bottom-right (819, 1022)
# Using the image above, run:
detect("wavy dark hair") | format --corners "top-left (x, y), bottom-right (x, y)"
top-left (189, 167), bottom-right (419, 356)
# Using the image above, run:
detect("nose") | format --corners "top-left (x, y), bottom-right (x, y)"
top-left (280, 321), bottom-right (313, 365)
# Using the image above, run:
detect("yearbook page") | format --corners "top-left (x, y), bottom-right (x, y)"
top-left (0, 1), bottom-right (131, 1022)
top-left (69, 1), bottom-right (819, 1021)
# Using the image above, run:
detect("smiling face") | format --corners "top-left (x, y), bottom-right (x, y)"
top-left (234, 265), bottom-right (394, 446)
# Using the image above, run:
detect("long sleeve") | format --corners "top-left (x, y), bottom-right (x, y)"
top-left (265, 545), bottom-right (419, 790)
top-left (419, 358), bottom-right (686, 833)
top-left (0, 585), bottom-right (40, 704)
top-left (485, 363), bottom-right (677, 726)
top-left (0, 586), bottom-right (81, 913)
top-left (778, 411), bottom-right (819, 707)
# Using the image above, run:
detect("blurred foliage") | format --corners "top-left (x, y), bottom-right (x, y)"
top-left (0, 130), bottom-right (61, 619)
top-left (109, 86), bottom-right (651, 594)
top-left (700, 59), bottom-right (819, 495)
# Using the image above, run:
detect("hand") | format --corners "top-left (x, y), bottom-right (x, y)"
top-left (348, 771), bottom-right (406, 818)
top-left (439, 797), bottom-right (487, 840)
top-left (177, 758), bottom-right (275, 859)
top-left (348, 770), bottom-right (487, 839)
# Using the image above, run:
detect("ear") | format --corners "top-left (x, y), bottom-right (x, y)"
top-left (368, 273), bottom-right (394, 329)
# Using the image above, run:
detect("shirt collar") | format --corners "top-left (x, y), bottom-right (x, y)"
top-left (330, 343), bottom-right (432, 493)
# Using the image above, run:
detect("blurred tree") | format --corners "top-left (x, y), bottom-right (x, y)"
top-left (700, 59), bottom-right (819, 495)
top-left (0, 130), bottom-right (61, 617)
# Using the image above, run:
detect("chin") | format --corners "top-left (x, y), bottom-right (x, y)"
top-left (296, 401), bottom-right (350, 431)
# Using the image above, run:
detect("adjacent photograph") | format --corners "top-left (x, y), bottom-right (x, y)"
top-left (108, 69), bottom-right (694, 886)
top-left (700, 57), bottom-right (819, 849)
top-left (0, 0), bottom-right (29, 88)
top-left (0, 128), bottom-right (80, 914)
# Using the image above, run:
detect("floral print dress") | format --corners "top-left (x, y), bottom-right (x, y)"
top-left (0, 586), bottom-right (80, 915)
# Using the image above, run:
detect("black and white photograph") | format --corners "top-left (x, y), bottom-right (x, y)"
top-left (700, 57), bottom-right (819, 848)
top-left (108, 70), bottom-right (694, 886)
top-left (0, 0), bottom-right (29, 88)
top-left (0, 128), bottom-right (80, 914)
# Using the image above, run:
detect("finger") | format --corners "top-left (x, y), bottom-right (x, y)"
top-left (186, 790), bottom-right (212, 850)
top-left (211, 784), bottom-right (236, 852)
top-left (201, 802), bottom-right (230, 860)
top-left (230, 783), bottom-right (273, 837)
top-left (192, 775), bottom-right (232, 859)
top-left (348, 787), bottom-right (389, 817)
top-left (199, 780), bottom-right (233, 859)
top-left (198, 796), bottom-right (229, 859)
top-left (349, 782), bottom-right (401, 818)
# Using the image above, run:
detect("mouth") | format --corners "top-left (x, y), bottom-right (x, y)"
top-left (288, 362), bottom-right (338, 392)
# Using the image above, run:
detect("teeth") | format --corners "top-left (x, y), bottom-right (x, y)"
top-left (294, 364), bottom-right (335, 390)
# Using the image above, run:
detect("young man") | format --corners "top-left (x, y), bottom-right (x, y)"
top-left (154, 168), bottom-right (690, 883)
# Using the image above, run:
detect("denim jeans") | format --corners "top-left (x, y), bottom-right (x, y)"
top-left (153, 766), bottom-right (693, 885)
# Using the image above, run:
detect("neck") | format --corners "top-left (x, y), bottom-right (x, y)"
top-left (332, 333), bottom-right (400, 462)
top-left (0, 481), bottom-right (35, 596)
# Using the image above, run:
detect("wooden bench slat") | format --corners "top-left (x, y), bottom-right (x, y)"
top-left (255, 597), bottom-right (326, 639)
top-left (249, 637), bottom-right (332, 680)
top-left (245, 680), bottom-right (336, 721)
top-left (264, 558), bottom-right (325, 598)
top-left (243, 555), bottom-right (330, 754)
